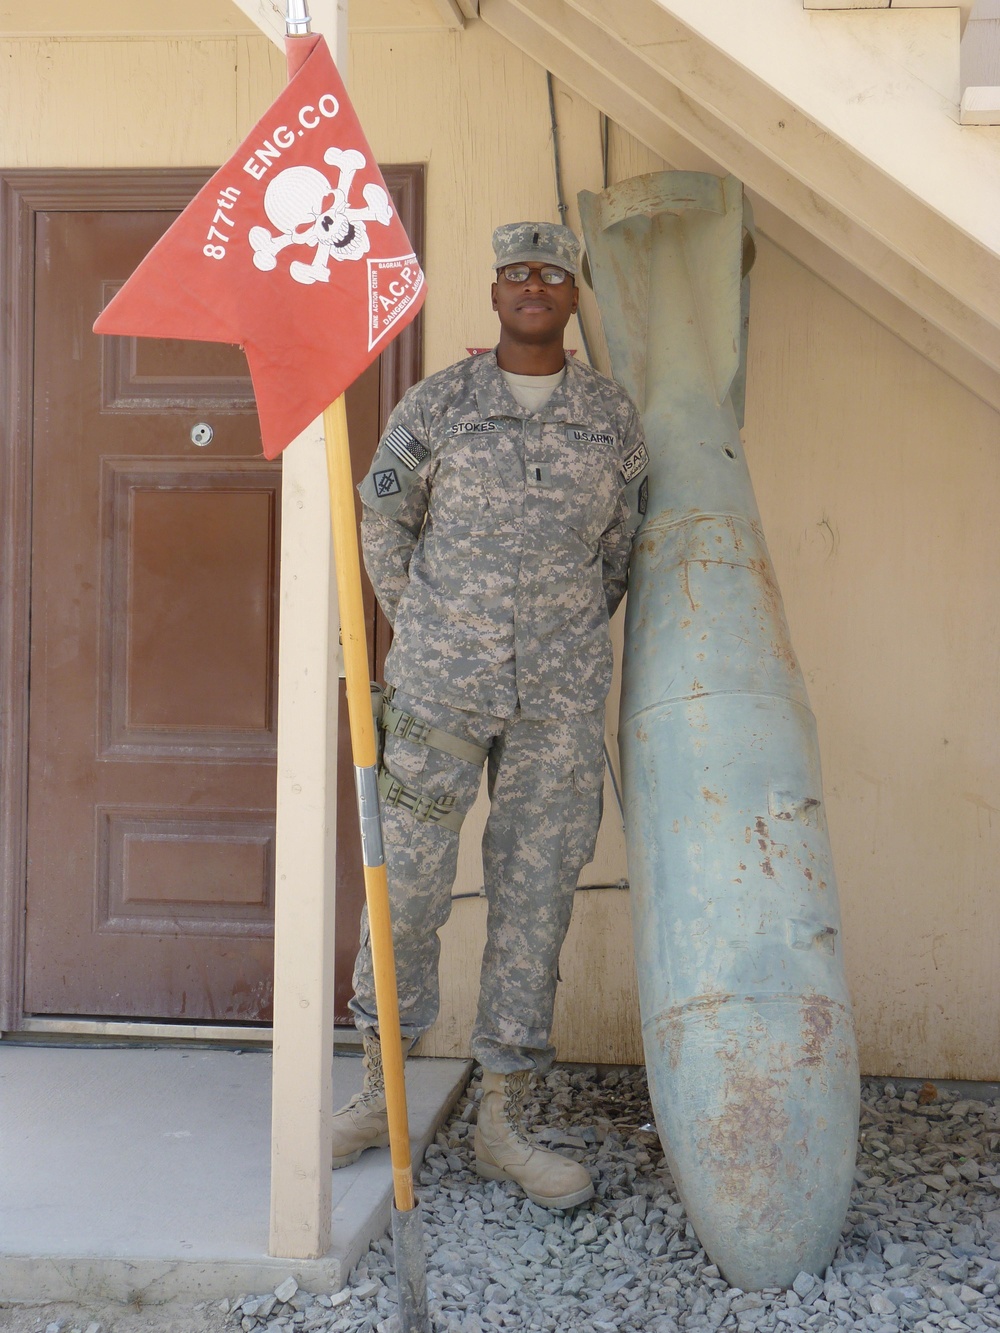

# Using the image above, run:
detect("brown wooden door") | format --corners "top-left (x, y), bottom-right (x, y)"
top-left (24, 207), bottom-right (281, 1021)
top-left (7, 167), bottom-right (422, 1028)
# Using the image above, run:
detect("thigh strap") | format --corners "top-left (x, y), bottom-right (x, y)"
top-left (381, 697), bottom-right (489, 768)
top-left (377, 768), bottom-right (465, 834)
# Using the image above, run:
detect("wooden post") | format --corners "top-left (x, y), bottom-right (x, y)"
top-left (267, 0), bottom-right (347, 1263)
top-left (269, 416), bottom-right (339, 1258)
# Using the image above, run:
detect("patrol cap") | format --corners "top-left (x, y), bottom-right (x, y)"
top-left (492, 222), bottom-right (580, 276)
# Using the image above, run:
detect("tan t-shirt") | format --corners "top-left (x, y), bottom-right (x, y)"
top-left (500, 367), bottom-right (565, 413)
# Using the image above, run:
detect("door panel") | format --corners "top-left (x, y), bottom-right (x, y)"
top-left (10, 165), bottom-right (422, 1028)
top-left (104, 468), bottom-right (276, 745)
top-left (24, 209), bottom-right (279, 1021)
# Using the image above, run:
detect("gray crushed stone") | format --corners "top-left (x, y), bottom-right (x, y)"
top-left (227, 1070), bottom-right (1000, 1332)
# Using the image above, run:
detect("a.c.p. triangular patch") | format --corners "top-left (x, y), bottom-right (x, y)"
top-left (368, 254), bottom-right (424, 351)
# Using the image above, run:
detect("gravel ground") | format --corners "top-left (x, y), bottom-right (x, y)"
top-left (3, 1070), bottom-right (999, 1333)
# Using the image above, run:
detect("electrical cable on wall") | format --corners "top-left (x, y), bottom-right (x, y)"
top-left (547, 71), bottom-right (569, 227)
top-left (451, 880), bottom-right (629, 903)
top-left (546, 70), bottom-right (595, 368)
top-left (545, 72), bottom-right (629, 843)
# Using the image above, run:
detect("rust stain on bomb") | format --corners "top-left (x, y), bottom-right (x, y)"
top-left (798, 1000), bottom-right (837, 1067)
top-left (679, 561), bottom-right (699, 612)
top-left (701, 1066), bottom-right (791, 1223)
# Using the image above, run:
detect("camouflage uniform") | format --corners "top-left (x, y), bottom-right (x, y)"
top-left (353, 348), bottom-right (647, 1073)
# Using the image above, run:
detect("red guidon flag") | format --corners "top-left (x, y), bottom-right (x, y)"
top-left (94, 34), bottom-right (425, 458)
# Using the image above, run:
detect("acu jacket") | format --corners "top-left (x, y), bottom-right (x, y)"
top-left (358, 349), bottom-right (648, 721)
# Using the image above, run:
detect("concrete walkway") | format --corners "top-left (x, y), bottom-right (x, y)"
top-left (0, 1043), bottom-right (471, 1306)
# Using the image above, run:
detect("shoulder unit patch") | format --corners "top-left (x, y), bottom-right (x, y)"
top-left (373, 468), bottom-right (401, 498)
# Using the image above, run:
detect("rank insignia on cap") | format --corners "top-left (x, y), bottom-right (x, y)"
top-left (374, 468), bottom-right (401, 497)
top-left (384, 425), bottom-right (429, 471)
top-left (491, 221), bottom-right (581, 275)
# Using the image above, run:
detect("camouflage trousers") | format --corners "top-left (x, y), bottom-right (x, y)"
top-left (349, 690), bottom-right (605, 1073)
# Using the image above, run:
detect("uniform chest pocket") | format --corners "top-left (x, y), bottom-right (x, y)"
top-left (434, 435), bottom-right (513, 524)
top-left (529, 432), bottom-right (620, 543)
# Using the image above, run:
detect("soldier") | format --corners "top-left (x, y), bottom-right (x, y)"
top-left (332, 222), bottom-right (648, 1209)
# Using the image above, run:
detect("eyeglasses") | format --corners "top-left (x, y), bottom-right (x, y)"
top-left (498, 264), bottom-right (570, 285)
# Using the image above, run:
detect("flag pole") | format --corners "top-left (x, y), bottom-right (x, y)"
top-left (322, 394), bottom-right (415, 1211)
top-left (323, 394), bottom-right (429, 1332)
top-left (285, 3), bottom-right (428, 1327)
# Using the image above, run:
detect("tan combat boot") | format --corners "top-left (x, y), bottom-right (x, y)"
top-left (331, 1030), bottom-right (407, 1169)
top-left (474, 1070), bottom-right (594, 1209)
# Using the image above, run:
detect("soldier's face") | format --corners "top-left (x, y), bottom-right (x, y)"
top-left (491, 264), bottom-right (579, 344)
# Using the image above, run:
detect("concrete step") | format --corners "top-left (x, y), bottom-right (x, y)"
top-left (0, 1044), bottom-right (471, 1304)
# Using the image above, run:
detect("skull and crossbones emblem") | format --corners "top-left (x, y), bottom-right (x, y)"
top-left (248, 147), bottom-right (393, 286)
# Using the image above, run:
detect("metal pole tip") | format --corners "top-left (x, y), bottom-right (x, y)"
top-left (285, 0), bottom-right (311, 35)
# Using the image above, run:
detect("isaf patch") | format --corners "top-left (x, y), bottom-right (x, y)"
top-left (638, 476), bottom-right (648, 515)
top-left (373, 468), bottom-right (401, 498)
top-left (383, 425), bottom-right (429, 471)
top-left (621, 441), bottom-right (649, 482)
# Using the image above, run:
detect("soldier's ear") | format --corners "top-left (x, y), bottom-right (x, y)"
top-left (491, 281), bottom-right (499, 312)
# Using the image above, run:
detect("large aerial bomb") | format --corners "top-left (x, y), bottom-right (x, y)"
top-left (579, 173), bottom-right (859, 1291)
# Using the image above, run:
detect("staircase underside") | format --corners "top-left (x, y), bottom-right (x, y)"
top-left (482, 0), bottom-right (1000, 411)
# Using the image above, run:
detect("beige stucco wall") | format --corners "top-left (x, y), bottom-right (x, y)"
top-left (746, 238), bottom-right (1000, 1081)
top-left (4, 1), bottom-right (998, 1079)
top-left (0, 26), bottom-right (286, 166)
top-left (348, 13), bottom-right (1000, 1080)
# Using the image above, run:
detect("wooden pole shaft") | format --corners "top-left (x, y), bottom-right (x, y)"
top-left (323, 395), bottom-right (416, 1214)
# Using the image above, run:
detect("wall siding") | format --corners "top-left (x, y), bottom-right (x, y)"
top-left (5, 6), bottom-right (998, 1077)
top-left (746, 238), bottom-right (1000, 1080)
top-left (350, 19), bottom-right (1000, 1078)
top-left (0, 34), bottom-right (283, 168)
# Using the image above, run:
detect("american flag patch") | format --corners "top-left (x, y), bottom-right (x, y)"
top-left (383, 425), bottom-right (429, 471)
